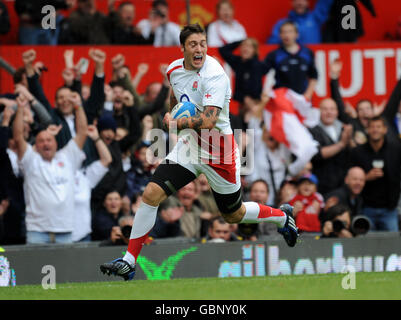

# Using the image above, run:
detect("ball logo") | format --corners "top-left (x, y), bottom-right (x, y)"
top-left (171, 102), bottom-right (198, 119)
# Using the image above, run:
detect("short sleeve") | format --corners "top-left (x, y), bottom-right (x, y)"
top-left (202, 74), bottom-right (229, 109)
top-left (84, 160), bottom-right (109, 189)
top-left (60, 139), bottom-right (86, 171)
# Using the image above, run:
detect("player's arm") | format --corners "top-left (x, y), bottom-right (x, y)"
top-left (169, 91), bottom-right (178, 112)
top-left (177, 105), bottom-right (221, 131)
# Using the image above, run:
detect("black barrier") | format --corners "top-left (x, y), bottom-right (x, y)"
top-left (1, 234), bottom-right (401, 286)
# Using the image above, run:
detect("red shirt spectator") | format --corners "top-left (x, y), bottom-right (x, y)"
top-left (289, 174), bottom-right (323, 232)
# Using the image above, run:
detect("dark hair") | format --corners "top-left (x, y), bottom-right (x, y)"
top-left (326, 204), bottom-right (351, 221)
top-left (356, 99), bottom-right (373, 111)
top-left (249, 179), bottom-right (269, 194)
top-left (54, 86), bottom-right (71, 100)
top-left (13, 67), bottom-right (26, 85)
top-left (152, 0), bottom-right (168, 9)
top-left (279, 20), bottom-right (299, 33)
top-left (368, 115), bottom-right (388, 127)
top-left (118, 1), bottom-right (134, 10)
top-left (209, 216), bottom-right (228, 229)
top-left (179, 23), bottom-right (206, 46)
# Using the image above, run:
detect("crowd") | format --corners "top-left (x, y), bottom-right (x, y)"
top-left (0, 0), bottom-right (401, 246)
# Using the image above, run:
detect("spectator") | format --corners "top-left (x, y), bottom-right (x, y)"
top-left (323, 0), bottom-right (376, 43)
top-left (264, 21), bottom-right (318, 99)
top-left (201, 216), bottom-right (241, 243)
top-left (289, 174), bottom-right (323, 233)
top-left (267, 0), bottom-right (334, 45)
top-left (58, 0), bottom-right (110, 44)
top-left (0, 108), bottom-right (26, 244)
top-left (23, 48), bottom-right (106, 165)
top-left (321, 204), bottom-right (354, 238)
top-left (92, 190), bottom-right (123, 241)
top-left (150, 197), bottom-right (184, 239)
top-left (245, 125), bottom-right (293, 205)
top-left (125, 142), bottom-right (155, 200)
top-left (207, 0), bottom-right (247, 47)
top-left (175, 181), bottom-right (207, 239)
top-left (246, 179), bottom-right (276, 238)
top-left (275, 179), bottom-right (298, 207)
top-left (72, 125), bottom-right (112, 243)
top-left (99, 215), bottom-right (134, 246)
top-left (15, 0), bottom-right (70, 44)
top-left (218, 38), bottom-right (269, 105)
top-left (309, 98), bottom-right (353, 195)
top-left (349, 116), bottom-right (401, 232)
top-left (0, 0), bottom-right (10, 37)
top-left (324, 166), bottom-right (365, 218)
top-left (14, 91), bottom-right (88, 244)
top-left (91, 113), bottom-right (127, 211)
top-left (109, 1), bottom-right (152, 45)
top-left (329, 59), bottom-right (401, 146)
top-left (196, 174), bottom-right (220, 217)
top-left (137, 0), bottom-right (180, 47)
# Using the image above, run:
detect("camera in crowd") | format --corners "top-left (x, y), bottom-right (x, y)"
top-left (121, 225), bottom-right (132, 239)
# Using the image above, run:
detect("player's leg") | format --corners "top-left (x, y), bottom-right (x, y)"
top-left (212, 189), bottom-right (298, 247)
top-left (100, 160), bottom-right (197, 280)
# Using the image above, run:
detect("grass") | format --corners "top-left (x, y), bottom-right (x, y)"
top-left (1, 272), bottom-right (401, 300)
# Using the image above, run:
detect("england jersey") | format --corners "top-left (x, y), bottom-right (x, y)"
top-left (165, 55), bottom-right (241, 193)
top-left (166, 55), bottom-right (235, 163)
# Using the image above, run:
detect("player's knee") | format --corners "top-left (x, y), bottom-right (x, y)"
top-left (221, 212), bottom-right (242, 224)
top-left (221, 205), bottom-right (246, 224)
top-left (142, 182), bottom-right (167, 207)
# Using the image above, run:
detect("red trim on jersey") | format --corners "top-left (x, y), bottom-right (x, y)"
top-left (199, 132), bottom-right (238, 184)
top-left (257, 204), bottom-right (286, 219)
top-left (166, 65), bottom-right (183, 82)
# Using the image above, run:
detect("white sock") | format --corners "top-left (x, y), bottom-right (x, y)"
top-left (123, 202), bottom-right (158, 265)
top-left (241, 202), bottom-right (286, 228)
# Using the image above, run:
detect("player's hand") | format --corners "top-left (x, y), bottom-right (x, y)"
top-left (163, 112), bottom-right (177, 130)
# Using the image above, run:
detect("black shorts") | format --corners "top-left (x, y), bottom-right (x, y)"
top-left (150, 160), bottom-right (242, 214)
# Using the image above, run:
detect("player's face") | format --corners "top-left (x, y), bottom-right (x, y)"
top-left (182, 33), bottom-right (207, 71)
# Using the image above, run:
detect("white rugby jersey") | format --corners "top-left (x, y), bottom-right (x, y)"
top-left (166, 55), bottom-right (232, 135)
top-left (166, 55), bottom-right (234, 163)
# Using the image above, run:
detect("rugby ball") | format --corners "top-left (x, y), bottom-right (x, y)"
top-left (170, 101), bottom-right (198, 119)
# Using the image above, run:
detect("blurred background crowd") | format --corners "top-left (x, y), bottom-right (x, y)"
top-left (1, 0), bottom-right (401, 246)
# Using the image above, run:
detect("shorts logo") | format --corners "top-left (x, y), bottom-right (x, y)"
top-left (192, 81), bottom-right (198, 91)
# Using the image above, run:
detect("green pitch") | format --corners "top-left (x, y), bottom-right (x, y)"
top-left (1, 272), bottom-right (401, 300)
